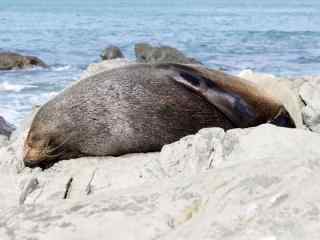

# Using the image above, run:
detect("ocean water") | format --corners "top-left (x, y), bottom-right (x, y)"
top-left (1, 0), bottom-right (320, 124)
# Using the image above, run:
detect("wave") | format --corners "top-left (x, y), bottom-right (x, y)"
top-left (0, 106), bottom-right (19, 125)
top-left (50, 65), bottom-right (72, 72)
top-left (0, 90), bottom-right (59, 124)
top-left (0, 65), bottom-right (74, 74)
top-left (0, 82), bottom-right (37, 92)
top-left (294, 56), bottom-right (320, 64)
top-left (238, 69), bottom-right (277, 79)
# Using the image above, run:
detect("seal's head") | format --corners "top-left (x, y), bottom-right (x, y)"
top-left (24, 127), bottom-right (49, 168)
top-left (23, 124), bottom-right (60, 168)
top-left (23, 110), bottom-right (79, 168)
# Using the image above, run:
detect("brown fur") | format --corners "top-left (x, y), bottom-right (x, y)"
top-left (24, 64), bottom-right (234, 167)
top-left (24, 63), bottom-right (294, 168)
top-left (159, 64), bottom-right (283, 125)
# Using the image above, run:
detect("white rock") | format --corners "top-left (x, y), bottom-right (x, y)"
top-left (159, 128), bottom-right (225, 177)
top-left (299, 81), bottom-right (320, 132)
top-left (0, 135), bottom-right (8, 148)
top-left (162, 125), bottom-right (320, 240)
top-left (80, 58), bottom-right (134, 79)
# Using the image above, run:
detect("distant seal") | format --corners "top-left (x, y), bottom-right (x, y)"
top-left (23, 63), bottom-right (295, 168)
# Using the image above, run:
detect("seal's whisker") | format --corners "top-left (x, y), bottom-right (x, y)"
top-left (43, 149), bottom-right (66, 159)
top-left (45, 134), bottom-right (74, 154)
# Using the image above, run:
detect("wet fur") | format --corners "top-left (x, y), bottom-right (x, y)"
top-left (25, 64), bottom-right (236, 166)
top-left (25, 63), bottom-right (295, 167)
top-left (157, 63), bottom-right (284, 127)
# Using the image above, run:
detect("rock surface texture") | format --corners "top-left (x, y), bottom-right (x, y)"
top-left (0, 52), bottom-right (48, 70)
top-left (135, 43), bottom-right (202, 64)
top-left (299, 77), bottom-right (320, 133)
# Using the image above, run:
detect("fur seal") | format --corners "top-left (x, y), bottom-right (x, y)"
top-left (23, 63), bottom-right (295, 168)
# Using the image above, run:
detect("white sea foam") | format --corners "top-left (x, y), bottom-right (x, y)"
top-left (51, 65), bottom-right (71, 72)
top-left (0, 91), bottom-right (59, 124)
top-left (27, 91), bottom-right (59, 105)
top-left (0, 106), bottom-right (19, 125)
top-left (0, 82), bottom-right (36, 92)
top-left (238, 69), bottom-right (277, 79)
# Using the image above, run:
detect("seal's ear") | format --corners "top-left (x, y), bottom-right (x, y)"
top-left (157, 63), bottom-right (256, 127)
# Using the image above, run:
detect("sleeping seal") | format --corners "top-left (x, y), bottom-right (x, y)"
top-left (23, 63), bottom-right (295, 168)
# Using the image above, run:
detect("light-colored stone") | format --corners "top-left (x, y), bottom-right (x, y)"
top-left (299, 81), bottom-right (320, 132)
top-left (80, 58), bottom-right (133, 79)
top-left (0, 135), bottom-right (8, 148)
top-left (159, 128), bottom-right (225, 177)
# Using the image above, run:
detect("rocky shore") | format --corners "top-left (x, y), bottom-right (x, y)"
top-left (1, 47), bottom-right (320, 239)
top-left (0, 116), bottom-right (15, 138)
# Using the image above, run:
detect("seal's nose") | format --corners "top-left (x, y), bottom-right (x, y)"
top-left (23, 159), bottom-right (40, 168)
top-left (23, 145), bottom-right (42, 168)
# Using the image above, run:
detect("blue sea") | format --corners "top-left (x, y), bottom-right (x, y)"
top-left (1, 0), bottom-right (320, 124)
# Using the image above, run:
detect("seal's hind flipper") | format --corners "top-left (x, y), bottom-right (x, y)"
top-left (157, 63), bottom-right (257, 127)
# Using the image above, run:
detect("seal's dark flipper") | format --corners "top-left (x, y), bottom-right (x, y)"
top-left (157, 64), bottom-right (257, 127)
top-left (269, 106), bottom-right (296, 128)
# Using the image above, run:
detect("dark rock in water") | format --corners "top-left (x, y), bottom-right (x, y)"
top-left (0, 52), bottom-right (48, 70)
top-left (0, 116), bottom-right (15, 138)
top-left (134, 43), bottom-right (202, 65)
top-left (100, 46), bottom-right (124, 60)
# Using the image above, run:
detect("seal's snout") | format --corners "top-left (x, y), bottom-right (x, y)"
top-left (23, 136), bottom-right (45, 168)
top-left (24, 158), bottom-right (40, 168)
top-left (23, 146), bottom-right (42, 168)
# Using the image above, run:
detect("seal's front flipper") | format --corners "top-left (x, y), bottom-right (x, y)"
top-left (158, 64), bottom-right (257, 127)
